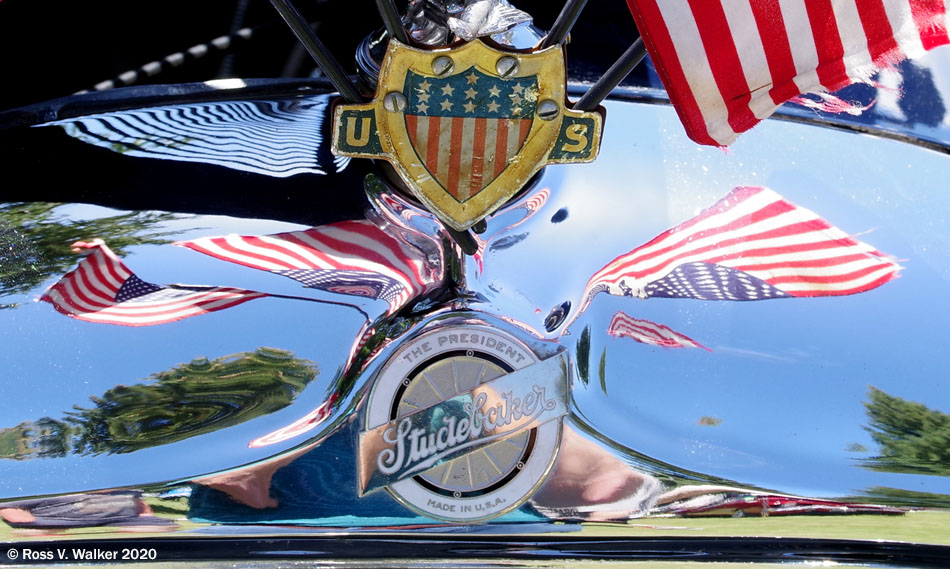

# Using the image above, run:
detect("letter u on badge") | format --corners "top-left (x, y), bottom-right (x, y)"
top-left (346, 116), bottom-right (372, 147)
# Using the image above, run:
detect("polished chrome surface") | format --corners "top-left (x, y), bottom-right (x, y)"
top-left (2, 85), bottom-right (950, 544)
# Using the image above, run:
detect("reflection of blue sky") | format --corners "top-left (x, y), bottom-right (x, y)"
top-left (0, 210), bottom-right (371, 496)
top-left (4, 92), bottom-right (950, 502)
top-left (477, 100), bottom-right (950, 499)
top-left (769, 46), bottom-right (950, 152)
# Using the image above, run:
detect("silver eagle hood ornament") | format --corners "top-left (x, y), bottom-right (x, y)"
top-left (404, 0), bottom-right (533, 45)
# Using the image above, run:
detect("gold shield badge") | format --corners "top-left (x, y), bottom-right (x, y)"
top-left (332, 40), bottom-right (603, 231)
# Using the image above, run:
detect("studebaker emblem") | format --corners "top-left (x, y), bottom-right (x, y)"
top-left (332, 39), bottom-right (603, 231)
top-left (358, 324), bottom-right (568, 522)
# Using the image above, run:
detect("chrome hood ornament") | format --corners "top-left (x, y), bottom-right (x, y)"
top-left (332, 39), bottom-right (603, 231)
top-left (358, 321), bottom-right (568, 521)
top-left (404, 0), bottom-right (533, 45)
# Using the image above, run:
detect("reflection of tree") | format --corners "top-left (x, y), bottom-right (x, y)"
top-left (576, 324), bottom-right (591, 387)
top-left (856, 486), bottom-right (950, 509)
top-left (0, 203), bottom-right (182, 303)
top-left (0, 348), bottom-right (317, 459)
top-left (862, 387), bottom-right (950, 477)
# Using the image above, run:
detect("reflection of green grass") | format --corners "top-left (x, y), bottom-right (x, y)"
top-left (0, 496), bottom-right (203, 542)
top-left (580, 510), bottom-right (950, 545)
top-left (2, 508), bottom-right (947, 547)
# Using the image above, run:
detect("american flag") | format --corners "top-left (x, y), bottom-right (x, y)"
top-left (41, 240), bottom-right (266, 326)
top-left (404, 67), bottom-right (536, 200)
top-left (626, 0), bottom-right (950, 145)
top-left (608, 311), bottom-right (711, 350)
top-left (177, 220), bottom-right (436, 315)
top-left (582, 186), bottom-right (900, 311)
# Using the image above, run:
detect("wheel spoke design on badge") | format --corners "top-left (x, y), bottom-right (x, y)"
top-left (359, 323), bottom-right (569, 522)
top-left (395, 355), bottom-right (533, 496)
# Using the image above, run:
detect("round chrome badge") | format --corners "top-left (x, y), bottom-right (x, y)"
top-left (359, 323), bottom-right (567, 522)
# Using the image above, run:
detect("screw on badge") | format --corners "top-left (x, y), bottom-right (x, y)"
top-left (384, 91), bottom-right (407, 112)
top-left (331, 40), bottom-right (604, 232)
top-left (537, 100), bottom-right (559, 120)
top-left (495, 56), bottom-right (519, 77)
top-left (432, 56), bottom-right (454, 76)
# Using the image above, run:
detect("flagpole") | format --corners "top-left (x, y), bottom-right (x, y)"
top-left (573, 38), bottom-right (647, 111)
top-left (375, 0), bottom-right (409, 44)
top-left (540, 0), bottom-right (590, 49)
top-left (268, 0), bottom-right (362, 102)
top-left (167, 285), bottom-right (371, 320)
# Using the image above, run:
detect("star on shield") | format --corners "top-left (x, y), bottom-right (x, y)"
top-left (332, 40), bottom-right (603, 231)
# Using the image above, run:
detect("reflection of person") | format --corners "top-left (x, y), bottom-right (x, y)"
top-left (531, 425), bottom-right (661, 521)
top-left (190, 421), bottom-right (663, 525)
top-left (0, 491), bottom-right (175, 529)
top-left (190, 420), bottom-right (545, 525)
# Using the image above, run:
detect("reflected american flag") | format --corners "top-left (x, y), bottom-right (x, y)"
top-left (178, 220), bottom-right (437, 315)
top-left (248, 393), bottom-right (339, 448)
top-left (41, 240), bottom-right (265, 326)
top-left (582, 186), bottom-right (900, 311)
top-left (608, 311), bottom-right (710, 351)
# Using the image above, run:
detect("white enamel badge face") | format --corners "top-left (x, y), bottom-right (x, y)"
top-left (359, 324), bottom-right (569, 522)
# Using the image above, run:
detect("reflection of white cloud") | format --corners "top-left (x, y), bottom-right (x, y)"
top-left (875, 67), bottom-right (906, 122)
top-left (714, 346), bottom-right (796, 364)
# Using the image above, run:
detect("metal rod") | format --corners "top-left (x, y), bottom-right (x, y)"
top-left (539, 0), bottom-right (589, 49)
top-left (573, 37), bottom-right (647, 111)
top-left (444, 226), bottom-right (479, 256)
top-left (169, 286), bottom-right (371, 320)
top-left (269, 0), bottom-right (362, 102)
top-left (375, 0), bottom-right (409, 44)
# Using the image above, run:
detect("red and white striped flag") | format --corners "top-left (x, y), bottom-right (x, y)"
top-left (177, 221), bottom-right (437, 315)
top-left (608, 311), bottom-right (711, 350)
top-left (248, 393), bottom-right (339, 448)
top-left (582, 186), bottom-right (900, 310)
top-left (626, 0), bottom-right (950, 145)
top-left (41, 240), bottom-right (266, 326)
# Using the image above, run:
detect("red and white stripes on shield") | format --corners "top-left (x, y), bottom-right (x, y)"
top-left (626, 0), bottom-right (950, 145)
top-left (405, 115), bottom-right (531, 201)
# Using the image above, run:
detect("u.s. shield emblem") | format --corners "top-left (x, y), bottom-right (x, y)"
top-left (332, 40), bottom-right (603, 231)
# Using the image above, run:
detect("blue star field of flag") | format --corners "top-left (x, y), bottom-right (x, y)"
top-left (641, 262), bottom-right (792, 301)
top-left (404, 67), bottom-right (537, 119)
top-left (115, 276), bottom-right (225, 303)
top-left (114, 274), bottom-right (165, 303)
top-left (281, 269), bottom-right (403, 303)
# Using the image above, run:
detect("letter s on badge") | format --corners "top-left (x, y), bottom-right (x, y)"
top-left (548, 115), bottom-right (602, 162)
top-left (561, 123), bottom-right (589, 153)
